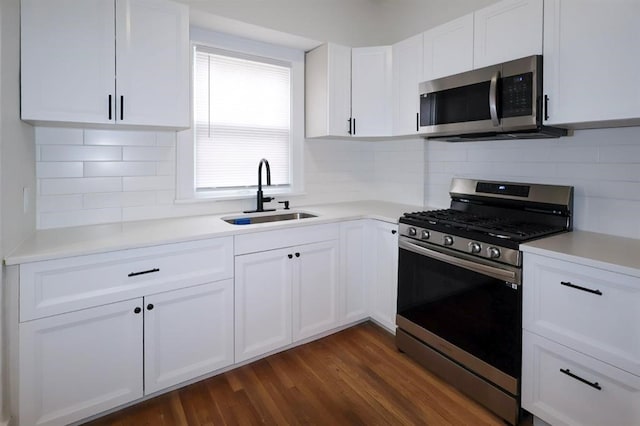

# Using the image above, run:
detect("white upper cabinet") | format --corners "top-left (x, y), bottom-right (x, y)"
top-left (543, 0), bottom-right (640, 128)
top-left (422, 13), bottom-right (474, 82)
top-left (305, 43), bottom-right (392, 138)
top-left (115, 0), bottom-right (190, 128)
top-left (473, 0), bottom-right (543, 69)
top-left (392, 34), bottom-right (423, 136)
top-left (305, 43), bottom-right (352, 138)
top-left (21, 0), bottom-right (190, 129)
top-left (21, 0), bottom-right (116, 125)
top-left (351, 46), bottom-right (393, 137)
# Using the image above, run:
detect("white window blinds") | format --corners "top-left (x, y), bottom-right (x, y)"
top-left (194, 46), bottom-right (292, 191)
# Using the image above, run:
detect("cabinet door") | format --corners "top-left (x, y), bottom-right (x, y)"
top-left (21, 0), bottom-right (115, 124)
top-left (19, 299), bottom-right (143, 426)
top-left (235, 248), bottom-right (293, 363)
top-left (339, 221), bottom-right (369, 324)
top-left (423, 13), bottom-right (474, 81)
top-left (543, 0), bottom-right (640, 126)
top-left (305, 43), bottom-right (352, 138)
top-left (369, 221), bottom-right (399, 333)
top-left (523, 331), bottom-right (640, 426)
top-left (392, 34), bottom-right (423, 136)
top-left (144, 280), bottom-right (234, 394)
top-left (473, 0), bottom-right (543, 68)
top-left (115, 0), bottom-right (190, 128)
top-left (292, 240), bottom-right (340, 341)
top-left (351, 46), bottom-right (393, 137)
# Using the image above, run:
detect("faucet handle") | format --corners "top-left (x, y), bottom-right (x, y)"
top-left (263, 196), bottom-right (274, 203)
top-left (278, 200), bottom-right (290, 210)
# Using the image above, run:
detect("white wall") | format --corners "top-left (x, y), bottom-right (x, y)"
top-left (180, 0), bottom-right (498, 47)
top-left (1, 0), bottom-right (37, 422)
top-left (424, 127), bottom-right (640, 239)
top-left (35, 127), bottom-right (424, 229)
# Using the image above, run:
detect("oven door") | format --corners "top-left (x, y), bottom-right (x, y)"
top-left (396, 237), bottom-right (522, 394)
top-left (419, 64), bottom-right (501, 137)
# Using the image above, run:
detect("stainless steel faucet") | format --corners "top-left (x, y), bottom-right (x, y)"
top-left (244, 158), bottom-right (276, 213)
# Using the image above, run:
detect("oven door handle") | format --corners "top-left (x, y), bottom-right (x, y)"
top-left (399, 238), bottom-right (519, 284)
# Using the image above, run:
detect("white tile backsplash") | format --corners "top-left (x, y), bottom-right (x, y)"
top-left (84, 162), bottom-right (156, 177)
top-left (85, 129), bottom-right (157, 146)
top-left (40, 145), bottom-right (122, 162)
top-left (36, 162), bottom-right (83, 178)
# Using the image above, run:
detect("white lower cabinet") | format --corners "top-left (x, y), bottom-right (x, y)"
top-left (369, 221), bottom-right (399, 333)
top-left (339, 221), bottom-right (369, 324)
top-left (292, 241), bottom-right (340, 341)
top-left (19, 299), bottom-right (144, 426)
top-left (234, 239), bottom-right (340, 363)
top-left (234, 247), bottom-right (293, 363)
top-left (523, 331), bottom-right (640, 426)
top-left (19, 280), bottom-right (235, 426)
top-left (522, 251), bottom-right (640, 426)
top-left (144, 280), bottom-right (234, 394)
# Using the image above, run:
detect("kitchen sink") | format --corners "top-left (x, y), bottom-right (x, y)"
top-left (222, 211), bottom-right (317, 225)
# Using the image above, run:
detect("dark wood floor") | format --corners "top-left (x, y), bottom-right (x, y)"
top-left (85, 322), bottom-right (523, 425)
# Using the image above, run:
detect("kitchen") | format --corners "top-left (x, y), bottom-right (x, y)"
top-left (1, 0), bottom-right (640, 425)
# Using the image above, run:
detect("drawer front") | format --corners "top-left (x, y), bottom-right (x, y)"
top-left (234, 223), bottom-right (339, 255)
top-left (20, 237), bottom-right (233, 321)
top-left (523, 253), bottom-right (640, 376)
top-left (522, 331), bottom-right (640, 426)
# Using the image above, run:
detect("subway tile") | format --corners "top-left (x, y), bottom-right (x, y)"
top-left (36, 162), bottom-right (83, 178)
top-left (85, 129), bottom-right (156, 146)
top-left (35, 127), bottom-right (83, 145)
top-left (84, 162), bottom-right (156, 177)
top-left (156, 161), bottom-right (175, 176)
top-left (39, 208), bottom-right (122, 229)
top-left (40, 145), bottom-right (122, 161)
top-left (122, 191), bottom-right (158, 207)
top-left (123, 146), bottom-right (174, 162)
top-left (599, 144), bottom-right (640, 163)
top-left (40, 177), bottom-right (122, 195)
top-left (83, 193), bottom-right (123, 209)
top-left (156, 190), bottom-right (175, 204)
top-left (123, 175), bottom-right (175, 192)
top-left (38, 195), bottom-right (83, 212)
top-left (156, 132), bottom-right (176, 147)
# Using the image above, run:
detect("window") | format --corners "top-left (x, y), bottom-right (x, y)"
top-left (177, 36), bottom-right (304, 202)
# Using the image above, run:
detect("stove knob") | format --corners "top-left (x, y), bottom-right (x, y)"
top-left (421, 230), bottom-right (430, 240)
top-left (468, 242), bottom-right (482, 254)
top-left (408, 227), bottom-right (417, 236)
top-left (488, 247), bottom-right (501, 259)
top-left (443, 235), bottom-right (454, 246)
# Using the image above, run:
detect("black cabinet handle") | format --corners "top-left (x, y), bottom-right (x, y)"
top-left (560, 281), bottom-right (603, 296)
top-left (544, 95), bottom-right (550, 121)
top-left (416, 112), bottom-right (419, 132)
top-left (120, 95), bottom-right (124, 120)
top-left (295, 252), bottom-right (300, 258)
top-left (348, 118), bottom-right (352, 135)
top-left (108, 94), bottom-right (112, 120)
top-left (353, 118), bottom-right (356, 135)
top-left (288, 254), bottom-right (293, 259)
top-left (147, 303), bottom-right (154, 311)
top-left (128, 268), bottom-right (160, 277)
top-left (392, 230), bottom-right (397, 235)
top-left (134, 307), bottom-right (142, 314)
top-left (560, 368), bottom-right (602, 391)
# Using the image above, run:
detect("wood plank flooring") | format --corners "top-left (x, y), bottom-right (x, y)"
top-left (85, 322), bottom-right (526, 425)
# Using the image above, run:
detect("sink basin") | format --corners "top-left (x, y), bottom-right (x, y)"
top-left (222, 211), bottom-right (317, 225)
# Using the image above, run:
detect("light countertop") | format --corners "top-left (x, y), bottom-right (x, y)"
top-left (5, 200), bottom-right (424, 265)
top-left (522, 230), bottom-right (640, 278)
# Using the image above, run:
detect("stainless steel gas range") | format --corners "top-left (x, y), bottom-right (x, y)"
top-left (395, 178), bottom-right (574, 425)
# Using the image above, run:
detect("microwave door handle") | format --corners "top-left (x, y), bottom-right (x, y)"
top-left (489, 71), bottom-right (500, 127)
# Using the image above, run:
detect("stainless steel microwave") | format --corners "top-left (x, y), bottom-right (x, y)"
top-left (419, 55), bottom-right (567, 141)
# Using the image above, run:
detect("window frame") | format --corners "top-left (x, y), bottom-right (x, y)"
top-left (176, 30), bottom-right (305, 202)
